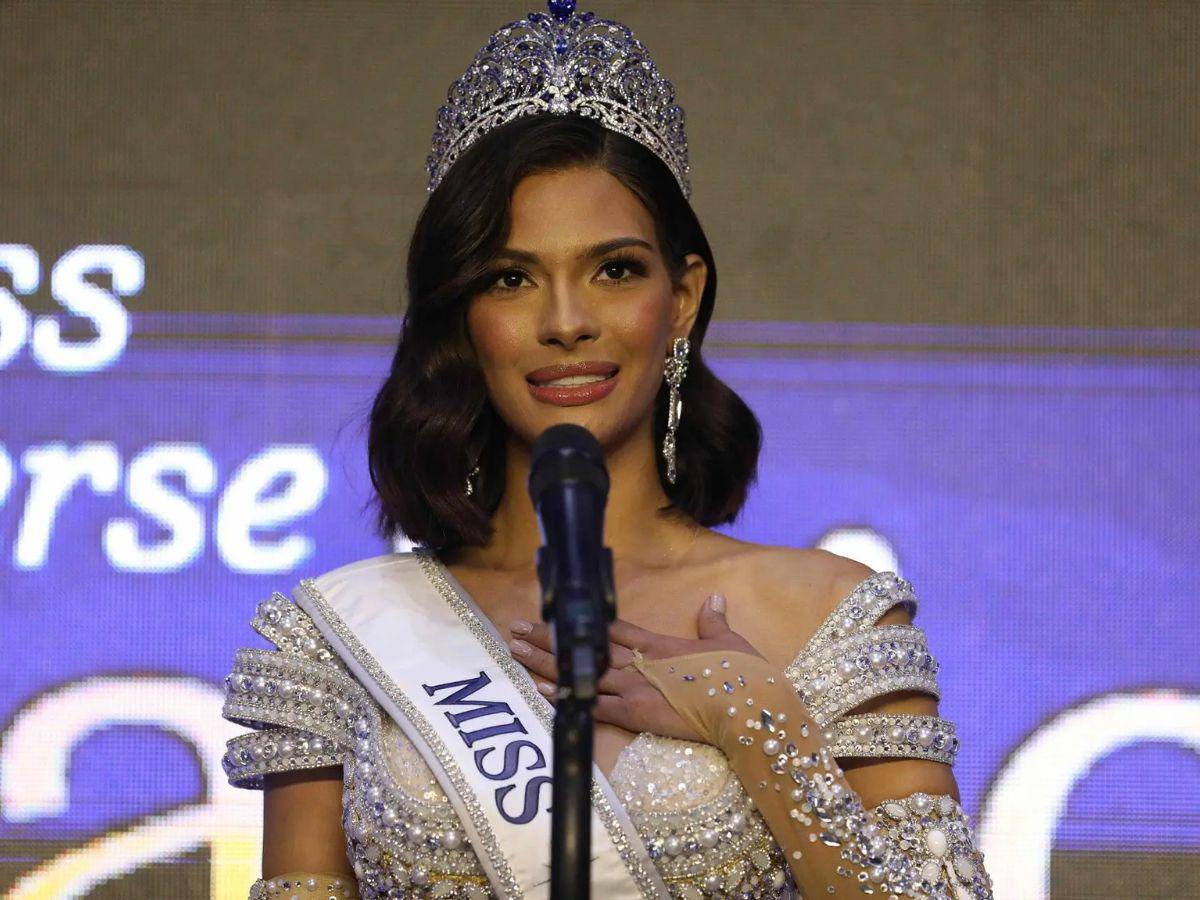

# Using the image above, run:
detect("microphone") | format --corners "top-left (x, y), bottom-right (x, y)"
top-left (528, 423), bottom-right (616, 899)
top-left (528, 423), bottom-right (615, 702)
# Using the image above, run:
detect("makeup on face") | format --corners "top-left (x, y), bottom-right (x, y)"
top-left (525, 359), bottom-right (620, 406)
top-left (468, 167), bottom-right (679, 431)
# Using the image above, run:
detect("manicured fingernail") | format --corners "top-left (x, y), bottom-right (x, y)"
top-left (708, 592), bottom-right (726, 613)
top-left (536, 681), bottom-right (555, 695)
top-left (509, 639), bottom-right (531, 656)
top-left (510, 620), bottom-right (532, 635)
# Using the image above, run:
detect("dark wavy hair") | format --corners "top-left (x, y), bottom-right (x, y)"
top-left (368, 114), bottom-right (761, 550)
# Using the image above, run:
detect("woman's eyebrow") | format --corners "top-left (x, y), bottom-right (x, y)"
top-left (495, 236), bottom-right (654, 264)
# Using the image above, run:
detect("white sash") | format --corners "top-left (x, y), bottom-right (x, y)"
top-left (293, 551), bottom-right (668, 900)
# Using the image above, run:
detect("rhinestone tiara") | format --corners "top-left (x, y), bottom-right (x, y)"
top-left (426, 0), bottom-right (691, 198)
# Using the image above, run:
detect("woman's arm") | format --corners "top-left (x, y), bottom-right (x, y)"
top-left (632, 646), bottom-right (990, 898)
top-left (249, 767), bottom-right (359, 898)
top-left (262, 767), bottom-right (357, 879)
top-left (510, 592), bottom-right (992, 898)
top-left (244, 768), bottom-right (359, 898)
top-left (222, 592), bottom-right (369, 898)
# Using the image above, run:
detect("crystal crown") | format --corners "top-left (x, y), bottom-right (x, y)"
top-left (426, 0), bottom-right (691, 198)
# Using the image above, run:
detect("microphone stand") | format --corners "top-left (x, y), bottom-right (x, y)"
top-left (534, 499), bottom-right (615, 900)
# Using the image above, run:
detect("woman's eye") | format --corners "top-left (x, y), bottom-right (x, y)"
top-left (486, 259), bottom-right (643, 293)
top-left (491, 269), bottom-right (527, 291)
top-left (598, 258), bottom-right (644, 282)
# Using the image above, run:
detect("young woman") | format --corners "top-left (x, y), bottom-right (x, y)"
top-left (222, 3), bottom-right (992, 897)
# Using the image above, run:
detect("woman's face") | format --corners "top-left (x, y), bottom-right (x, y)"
top-left (466, 165), bottom-right (706, 451)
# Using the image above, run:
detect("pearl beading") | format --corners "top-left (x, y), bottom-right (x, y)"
top-left (295, 580), bottom-right (519, 899)
top-left (224, 649), bottom-right (365, 740)
top-left (787, 625), bottom-right (941, 725)
top-left (874, 793), bottom-right (988, 894)
top-left (249, 872), bottom-right (353, 899)
top-left (223, 563), bottom-right (966, 899)
top-left (223, 593), bottom-right (498, 898)
top-left (222, 648), bottom-right (369, 788)
top-left (799, 573), bottom-right (919, 654)
top-left (253, 592), bottom-right (347, 668)
top-left (610, 734), bottom-right (793, 897)
top-left (650, 654), bottom-right (992, 899)
top-left (829, 712), bottom-right (959, 766)
top-left (335, 688), bottom-right (492, 899)
top-left (414, 550), bottom-right (670, 899)
top-left (783, 573), bottom-right (955, 771)
top-left (224, 726), bottom-right (345, 789)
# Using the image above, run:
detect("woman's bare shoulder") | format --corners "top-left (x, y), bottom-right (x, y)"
top-left (700, 538), bottom-right (877, 663)
top-left (701, 536), bottom-right (874, 601)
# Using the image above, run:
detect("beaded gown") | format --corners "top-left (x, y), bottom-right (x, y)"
top-left (222, 551), bottom-right (977, 899)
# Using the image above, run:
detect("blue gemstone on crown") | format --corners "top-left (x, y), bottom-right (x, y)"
top-left (426, 3), bottom-right (691, 198)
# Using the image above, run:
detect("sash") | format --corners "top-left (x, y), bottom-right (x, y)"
top-left (292, 551), bottom-right (668, 900)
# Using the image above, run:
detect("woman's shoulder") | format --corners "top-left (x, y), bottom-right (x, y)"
top-left (696, 536), bottom-right (892, 663)
top-left (698, 535), bottom-right (877, 611)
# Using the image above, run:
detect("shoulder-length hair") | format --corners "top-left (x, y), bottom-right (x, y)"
top-left (368, 114), bottom-right (761, 550)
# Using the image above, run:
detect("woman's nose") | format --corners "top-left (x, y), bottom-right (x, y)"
top-left (536, 284), bottom-right (598, 349)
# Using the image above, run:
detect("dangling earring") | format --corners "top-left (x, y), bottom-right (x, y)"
top-left (464, 462), bottom-right (481, 497)
top-left (662, 336), bottom-right (689, 484)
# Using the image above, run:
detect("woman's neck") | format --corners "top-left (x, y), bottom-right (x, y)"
top-left (451, 424), bottom-right (701, 573)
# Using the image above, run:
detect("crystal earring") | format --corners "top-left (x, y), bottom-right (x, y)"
top-left (464, 462), bottom-right (481, 497)
top-left (662, 336), bottom-right (690, 484)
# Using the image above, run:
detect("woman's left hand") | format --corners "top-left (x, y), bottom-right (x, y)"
top-left (506, 593), bottom-right (763, 743)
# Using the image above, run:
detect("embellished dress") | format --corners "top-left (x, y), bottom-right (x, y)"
top-left (221, 551), bottom-right (988, 899)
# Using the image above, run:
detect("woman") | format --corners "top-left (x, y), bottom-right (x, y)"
top-left (222, 3), bottom-right (992, 897)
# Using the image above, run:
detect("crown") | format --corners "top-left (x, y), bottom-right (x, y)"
top-left (426, 0), bottom-right (691, 198)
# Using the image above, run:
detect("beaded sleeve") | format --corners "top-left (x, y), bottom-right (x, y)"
top-left (785, 573), bottom-right (960, 769)
top-left (632, 650), bottom-right (993, 898)
top-left (221, 591), bottom-right (372, 788)
top-left (248, 872), bottom-right (355, 899)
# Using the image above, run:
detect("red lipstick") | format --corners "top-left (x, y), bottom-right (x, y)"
top-left (525, 361), bottom-right (619, 407)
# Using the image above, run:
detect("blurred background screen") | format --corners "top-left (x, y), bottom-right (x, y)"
top-left (1, 2), bottom-right (1197, 898)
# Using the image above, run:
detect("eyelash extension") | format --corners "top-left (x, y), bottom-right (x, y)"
top-left (483, 254), bottom-right (648, 294)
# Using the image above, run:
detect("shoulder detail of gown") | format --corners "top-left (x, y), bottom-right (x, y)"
top-left (221, 557), bottom-right (958, 898)
top-left (221, 578), bottom-right (498, 897)
top-left (784, 571), bottom-right (960, 766)
top-left (221, 591), bottom-right (369, 788)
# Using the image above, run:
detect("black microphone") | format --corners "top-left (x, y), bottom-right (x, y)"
top-left (528, 423), bottom-right (616, 899)
top-left (528, 423), bottom-right (615, 702)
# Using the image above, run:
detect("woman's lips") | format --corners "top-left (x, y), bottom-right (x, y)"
top-left (525, 360), bottom-right (619, 407)
top-left (526, 371), bottom-right (618, 406)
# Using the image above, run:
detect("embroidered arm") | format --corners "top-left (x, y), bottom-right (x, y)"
top-left (632, 650), bottom-right (993, 898)
top-left (222, 592), bottom-right (373, 789)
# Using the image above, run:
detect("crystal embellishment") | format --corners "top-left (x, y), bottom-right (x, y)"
top-left (426, 1), bottom-right (691, 197)
top-left (222, 557), bottom-right (971, 899)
